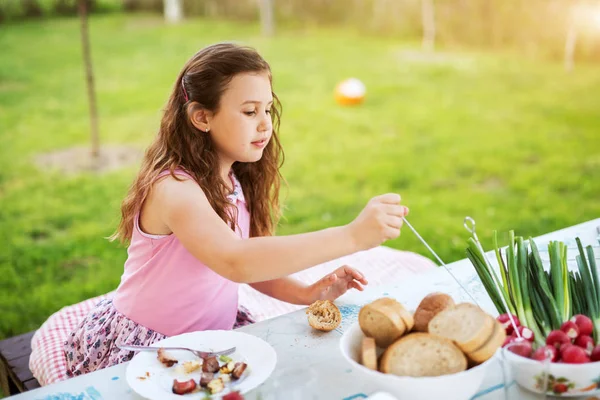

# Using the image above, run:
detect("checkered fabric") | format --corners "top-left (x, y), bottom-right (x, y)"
top-left (29, 293), bottom-right (112, 385)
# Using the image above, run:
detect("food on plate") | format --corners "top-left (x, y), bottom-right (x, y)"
top-left (428, 303), bottom-right (494, 354)
top-left (231, 362), bottom-right (248, 380)
top-left (172, 378), bottom-right (197, 395)
top-left (361, 337), bottom-right (377, 370)
top-left (220, 361), bottom-right (236, 374)
top-left (358, 298), bottom-right (414, 347)
top-left (413, 292), bottom-right (455, 332)
top-left (157, 348), bottom-right (178, 367)
top-left (199, 371), bottom-right (214, 387)
top-left (306, 300), bottom-right (342, 332)
top-left (182, 360), bottom-right (201, 373)
top-left (202, 356), bottom-right (220, 373)
top-left (207, 377), bottom-right (225, 394)
top-left (223, 392), bottom-right (245, 400)
top-left (156, 348), bottom-right (249, 396)
top-left (380, 332), bottom-right (467, 377)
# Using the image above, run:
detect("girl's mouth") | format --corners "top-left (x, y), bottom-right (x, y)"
top-left (251, 139), bottom-right (268, 148)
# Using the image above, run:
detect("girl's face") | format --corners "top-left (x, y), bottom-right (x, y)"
top-left (208, 72), bottom-right (274, 166)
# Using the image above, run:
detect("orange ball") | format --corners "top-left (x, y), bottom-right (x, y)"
top-left (334, 78), bottom-right (366, 106)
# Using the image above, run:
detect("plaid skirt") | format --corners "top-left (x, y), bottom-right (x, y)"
top-left (64, 299), bottom-right (255, 377)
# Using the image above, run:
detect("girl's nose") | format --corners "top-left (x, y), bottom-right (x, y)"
top-left (260, 115), bottom-right (272, 132)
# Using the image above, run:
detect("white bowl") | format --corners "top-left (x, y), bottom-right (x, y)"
top-left (339, 322), bottom-right (494, 400)
top-left (504, 349), bottom-right (600, 397)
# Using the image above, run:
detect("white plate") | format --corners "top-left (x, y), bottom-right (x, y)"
top-left (125, 330), bottom-right (277, 399)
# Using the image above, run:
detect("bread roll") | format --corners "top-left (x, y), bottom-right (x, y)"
top-left (361, 337), bottom-right (378, 370)
top-left (358, 298), bottom-right (410, 348)
top-left (413, 292), bottom-right (455, 332)
top-left (427, 303), bottom-right (494, 353)
top-left (467, 319), bottom-right (506, 364)
top-left (380, 333), bottom-right (467, 377)
top-left (306, 300), bottom-right (342, 331)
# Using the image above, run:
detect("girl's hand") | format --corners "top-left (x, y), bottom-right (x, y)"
top-left (347, 193), bottom-right (409, 251)
top-left (305, 265), bottom-right (368, 303)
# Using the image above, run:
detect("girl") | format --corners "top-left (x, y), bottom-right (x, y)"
top-left (64, 43), bottom-right (409, 376)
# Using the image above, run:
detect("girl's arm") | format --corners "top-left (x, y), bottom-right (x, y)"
top-left (153, 176), bottom-right (407, 284)
top-left (250, 264), bottom-right (368, 305)
top-left (249, 278), bottom-right (310, 305)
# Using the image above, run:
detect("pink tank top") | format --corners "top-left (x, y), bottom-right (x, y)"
top-left (112, 170), bottom-right (249, 336)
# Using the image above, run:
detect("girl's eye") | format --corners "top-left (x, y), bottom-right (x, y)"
top-left (244, 111), bottom-right (256, 116)
top-left (265, 109), bottom-right (271, 114)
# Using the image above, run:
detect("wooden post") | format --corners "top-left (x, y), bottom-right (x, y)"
top-left (564, 19), bottom-right (577, 72)
top-left (260, 0), bottom-right (275, 37)
top-left (422, 0), bottom-right (436, 52)
top-left (163, 0), bottom-right (183, 23)
top-left (78, 0), bottom-right (100, 160)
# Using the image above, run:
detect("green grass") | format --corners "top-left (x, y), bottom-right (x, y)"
top-left (1, 14), bottom-right (599, 341)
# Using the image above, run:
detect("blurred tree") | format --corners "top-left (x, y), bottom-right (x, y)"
top-left (260, 0), bottom-right (275, 36)
top-left (164, 0), bottom-right (183, 23)
top-left (564, 14), bottom-right (577, 72)
top-left (23, 0), bottom-right (43, 18)
top-left (78, 0), bottom-right (100, 161)
top-left (422, 0), bottom-right (436, 51)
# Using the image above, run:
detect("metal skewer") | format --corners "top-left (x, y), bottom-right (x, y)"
top-left (401, 217), bottom-right (481, 307)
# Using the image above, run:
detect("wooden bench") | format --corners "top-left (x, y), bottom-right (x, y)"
top-left (0, 331), bottom-right (41, 395)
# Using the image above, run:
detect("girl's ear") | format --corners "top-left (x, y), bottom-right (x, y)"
top-left (187, 103), bottom-right (213, 132)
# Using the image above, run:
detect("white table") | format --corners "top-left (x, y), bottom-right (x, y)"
top-left (11, 218), bottom-right (600, 400)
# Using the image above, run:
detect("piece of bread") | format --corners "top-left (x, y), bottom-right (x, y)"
top-left (358, 298), bottom-right (409, 348)
top-left (397, 305), bottom-right (415, 332)
top-left (413, 292), bottom-right (455, 332)
top-left (361, 337), bottom-right (378, 370)
top-left (427, 303), bottom-right (494, 353)
top-left (306, 300), bottom-right (342, 331)
top-left (467, 319), bottom-right (506, 364)
top-left (380, 333), bottom-right (467, 377)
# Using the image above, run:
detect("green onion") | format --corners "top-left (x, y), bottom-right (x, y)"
top-left (506, 232), bottom-right (528, 329)
top-left (466, 245), bottom-right (504, 313)
top-left (575, 238), bottom-right (600, 341)
top-left (516, 237), bottom-right (545, 345)
top-left (549, 241), bottom-right (571, 322)
top-left (529, 239), bottom-right (561, 330)
top-left (466, 228), bottom-right (600, 346)
top-left (494, 231), bottom-right (515, 314)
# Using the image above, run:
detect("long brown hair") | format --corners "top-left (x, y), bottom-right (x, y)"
top-left (111, 43), bottom-right (284, 243)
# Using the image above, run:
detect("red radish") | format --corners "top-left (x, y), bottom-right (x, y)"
top-left (507, 339), bottom-right (533, 358)
top-left (591, 345), bottom-right (600, 362)
top-left (516, 326), bottom-right (535, 342)
top-left (497, 314), bottom-right (520, 334)
top-left (561, 345), bottom-right (590, 364)
top-left (546, 330), bottom-right (571, 349)
top-left (560, 321), bottom-right (580, 340)
top-left (574, 335), bottom-right (595, 356)
top-left (559, 342), bottom-right (571, 356)
top-left (503, 335), bottom-right (518, 347)
top-left (570, 314), bottom-right (593, 337)
top-left (532, 345), bottom-right (558, 362)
